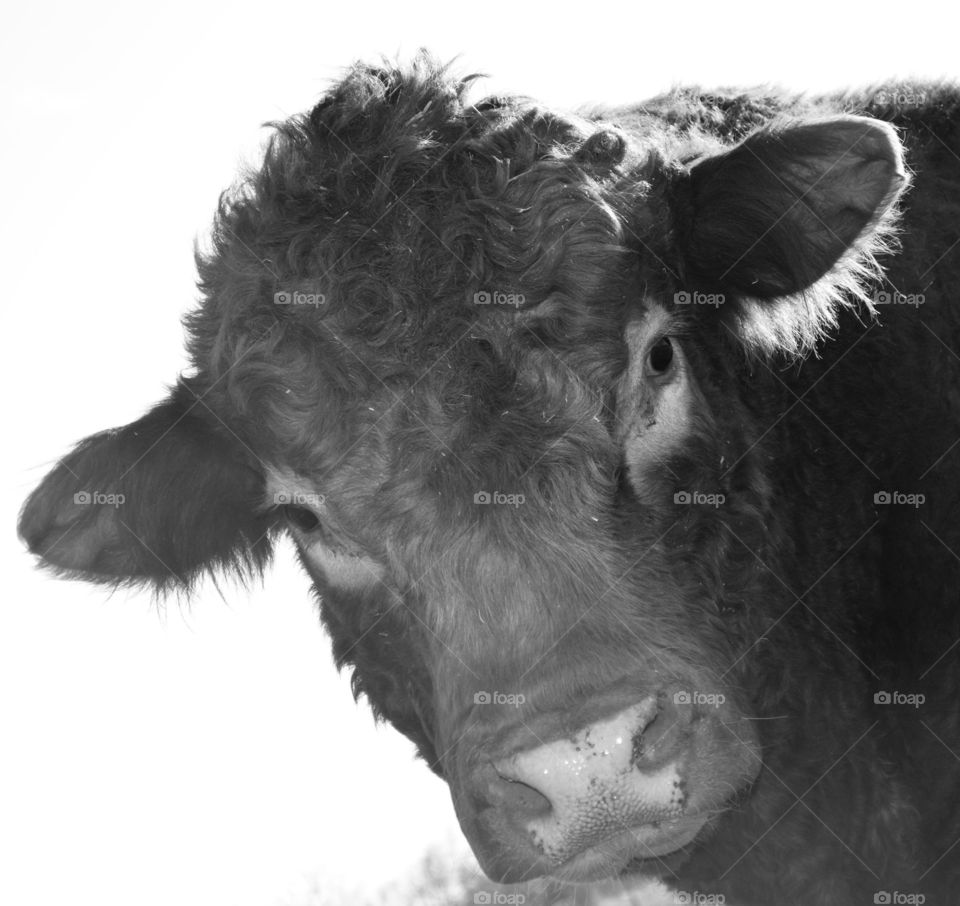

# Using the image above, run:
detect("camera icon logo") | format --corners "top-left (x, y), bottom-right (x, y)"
top-left (674, 491), bottom-right (692, 504)
top-left (474, 691), bottom-right (491, 705)
top-left (874, 491), bottom-right (891, 505)
top-left (73, 490), bottom-right (92, 505)
top-left (473, 291), bottom-right (492, 305)
top-left (474, 491), bottom-right (491, 504)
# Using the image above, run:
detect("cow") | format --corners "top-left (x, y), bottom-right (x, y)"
top-left (18, 56), bottom-right (960, 904)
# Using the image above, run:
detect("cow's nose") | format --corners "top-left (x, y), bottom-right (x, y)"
top-left (487, 694), bottom-right (701, 868)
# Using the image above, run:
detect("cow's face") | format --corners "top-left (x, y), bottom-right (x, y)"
top-left (20, 62), bottom-right (905, 883)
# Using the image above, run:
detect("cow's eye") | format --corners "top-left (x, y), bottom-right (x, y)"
top-left (283, 505), bottom-right (320, 532)
top-left (646, 336), bottom-right (675, 375)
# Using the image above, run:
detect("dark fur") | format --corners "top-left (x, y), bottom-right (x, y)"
top-left (19, 57), bottom-right (960, 904)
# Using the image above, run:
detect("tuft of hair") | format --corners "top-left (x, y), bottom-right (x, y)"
top-left (734, 196), bottom-right (905, 359)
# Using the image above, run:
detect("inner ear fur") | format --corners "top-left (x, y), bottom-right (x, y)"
top-left (670, 115), bottom-right (908, 354)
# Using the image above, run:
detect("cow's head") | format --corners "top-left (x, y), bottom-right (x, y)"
top-left (19, 60), bottom-right (905, 883)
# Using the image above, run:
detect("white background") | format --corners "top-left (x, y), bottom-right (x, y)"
top-left (3, 2), bottom-right (956, 904)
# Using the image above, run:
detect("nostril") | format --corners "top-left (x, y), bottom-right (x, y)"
top-left (631, 691), bottom-right (691, 766)
top-left (488, 772), bottom-right (553, 821)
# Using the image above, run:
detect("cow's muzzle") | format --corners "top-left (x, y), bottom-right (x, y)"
top-left (454, 687), bottom-right (759, 882)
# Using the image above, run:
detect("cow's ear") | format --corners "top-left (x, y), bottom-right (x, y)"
top-left (673, 115), bottom-right (907, 353)
top-left (18, 381), bottom-right (273, 590)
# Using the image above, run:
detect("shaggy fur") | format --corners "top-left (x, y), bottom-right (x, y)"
top-left (19, 57), bottom-right (960, 904)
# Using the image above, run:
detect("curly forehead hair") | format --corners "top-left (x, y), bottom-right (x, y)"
top-left (184, 56), bottom-right (642, 475)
